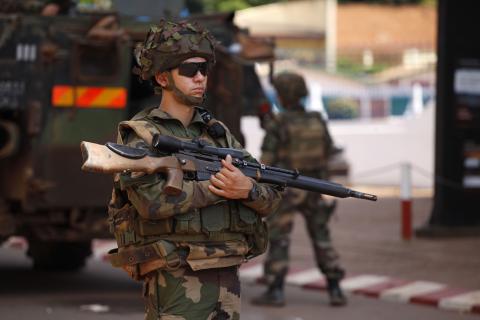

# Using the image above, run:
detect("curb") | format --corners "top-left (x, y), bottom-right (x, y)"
top-left (5, 238), bottom-right (479, 314)
top-left (239, 263), bottom-right (480, 315)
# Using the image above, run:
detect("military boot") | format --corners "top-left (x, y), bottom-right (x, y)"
top-left (250, 277), bottom-right (285, 307)
top-left (326, 278), bottom-right (347, 306)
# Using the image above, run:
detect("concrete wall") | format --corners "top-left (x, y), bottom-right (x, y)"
top-left (241, 102), bottom-right (435, 188)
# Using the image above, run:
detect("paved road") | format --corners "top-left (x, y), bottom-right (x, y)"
top-left (1, 196), bottom-right (478, 319)
top-left (0, 247), bottom-right (476, 320)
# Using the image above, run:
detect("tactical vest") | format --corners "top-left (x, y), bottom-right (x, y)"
top-left (107, 107), bottom-right (268, 279)
top-left (277, 111), bottom-right (330, 171)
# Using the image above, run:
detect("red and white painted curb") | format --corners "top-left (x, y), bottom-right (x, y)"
top-left (4, 238), bottom-right (480, 314)
top-left (239, 263), bottom-right (480, 314)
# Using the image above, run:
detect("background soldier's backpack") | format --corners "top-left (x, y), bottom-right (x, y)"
top-left (278, 111), bottom-right (331, 171)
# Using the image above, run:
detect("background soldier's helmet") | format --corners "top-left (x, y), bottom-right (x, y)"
top-left (272, 72), bottom-right (308, 108)
top-left (133, 20), bottom-right (217, 81)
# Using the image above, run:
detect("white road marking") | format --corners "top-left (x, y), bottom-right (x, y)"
top-left (239, 264), bottom-right (263, 282)
top-left (439, 290), bottom-right (480, 312)
top-left (286, 269), bottom-right (324, 286)
top-left (341, 275), bottom-right (390, 292)
top-left (91, 239), bottom-right (116, 260)
top-left (380, 281), bottom-right (446, 303)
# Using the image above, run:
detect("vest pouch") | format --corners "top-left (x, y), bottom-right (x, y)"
top-left (108, 204), bottom-right (133, 234)
top-left (201, 202), bottom-right (230, 233)
top-left (174, 210), bottom-right (202, 234)
top-left (109, 204), bottom-right (139, 247)
top-left (137, 217), bottom-right (173, 236)
top-left (229, 202), bottom-right (257, 234)
top-left (246, 219), bottom-right (269, 259)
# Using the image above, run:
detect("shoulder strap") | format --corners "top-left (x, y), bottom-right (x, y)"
top-left (117, 120), bottom-right (155, 145)
top-left (215, 120), bottom-right (234, 148)
top-left (197, 107), bottom-right (227, 140)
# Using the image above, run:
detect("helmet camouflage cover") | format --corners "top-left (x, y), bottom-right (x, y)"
top-left (133, 20), bottom-right (217, 81)
top-left (272, 72), bottom-right (308, 108)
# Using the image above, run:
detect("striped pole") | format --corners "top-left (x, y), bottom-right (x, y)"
top-left (400, 162), bottom-right (412, 240)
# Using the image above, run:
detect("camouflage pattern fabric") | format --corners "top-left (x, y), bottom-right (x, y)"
top-left (133, 20), bottom-right (217, 82)
top-left (271, 72), bottom-right (308, 109)
top-left (261, 111), bottom-right (332, 171)
top-left (144, 266), bottom-right (240, 320)
top-left (112, 106), bottom-right (281, 319)
top-left (119, 107), bottom-right (281, 220)
top-left (263, 188), bottom-right (344, 284)
top-left (261, 72), bottom-right (345, 283)
top-left (110, 106), bottom-right (281, 267)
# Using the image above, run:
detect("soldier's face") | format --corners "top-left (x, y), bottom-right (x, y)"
top-left (171, 57), bottom-right (208, 98)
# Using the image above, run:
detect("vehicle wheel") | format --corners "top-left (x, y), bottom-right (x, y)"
top-left (26, 240), bottom-right (92, 271)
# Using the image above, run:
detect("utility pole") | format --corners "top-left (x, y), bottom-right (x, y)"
top-left (417, 0), bottom-right (480, 237)
top-left (325, 0), bottom-right (337, 73)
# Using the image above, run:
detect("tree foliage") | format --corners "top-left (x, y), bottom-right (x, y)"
top-left (198, 0), bottom-right (436, 14)
top-left (202, 0), bottom-right (285, 13)
top-left (338, 0), bottom-right (435, 4)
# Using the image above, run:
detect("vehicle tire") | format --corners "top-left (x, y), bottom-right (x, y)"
top-left (26, 240), bottom-right (92, 271)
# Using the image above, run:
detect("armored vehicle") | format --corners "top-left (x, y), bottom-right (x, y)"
top-left (0, 1), bottom-right (273, 270)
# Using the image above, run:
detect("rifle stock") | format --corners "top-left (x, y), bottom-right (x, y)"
top-left (80, 141), bottom-right (195, 195)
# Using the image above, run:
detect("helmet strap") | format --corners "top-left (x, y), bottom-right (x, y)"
top-left (165, 72), bottom-right (204, 107)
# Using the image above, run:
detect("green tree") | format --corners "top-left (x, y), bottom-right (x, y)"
top-left (202, 0), bottom-right (284, 13)
top-left (338, 0), bottom-right (436, 4)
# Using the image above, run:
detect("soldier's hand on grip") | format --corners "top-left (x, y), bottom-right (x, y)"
top-left (208, 154), bottom-right (254, 199)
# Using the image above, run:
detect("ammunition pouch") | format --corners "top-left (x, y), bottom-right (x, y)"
top-left (108, 240), bottom-right (181, 281)
top-left (108, 200), bottom-right (268, 273)
top-left (246, 219), bottom-right (269, 259)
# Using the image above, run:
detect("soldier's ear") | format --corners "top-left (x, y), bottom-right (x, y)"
top-left (154, 71), bottom-right (169, 88)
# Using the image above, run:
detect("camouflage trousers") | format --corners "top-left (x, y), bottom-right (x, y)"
top-left (143, 265), bottom-right (241, 320)
top-left (263, 189), bottom-right (345, 285)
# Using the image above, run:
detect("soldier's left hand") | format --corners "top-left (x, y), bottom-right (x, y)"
top-left (208, 154), bottom-right (253, 199)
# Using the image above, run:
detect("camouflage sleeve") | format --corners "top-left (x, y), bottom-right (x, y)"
top-left (242, 180), bottom-right (281, 217)
top-left (120, 134), bottom-right (224, 220)
top-left (227, 131), bottom-right (282, 217)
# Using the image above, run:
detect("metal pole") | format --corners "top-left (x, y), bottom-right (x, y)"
top-left (325, 0), bottom-right (337, 73)
top-left (400, 162), bottom-right (413, 240)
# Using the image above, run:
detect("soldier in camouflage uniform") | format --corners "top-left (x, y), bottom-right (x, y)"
top-left (107, 20), bottom-right (282, 320)
top-left (251, 72), bottom-right (347, 307)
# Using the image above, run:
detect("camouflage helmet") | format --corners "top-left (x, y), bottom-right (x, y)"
top-left (133, 20), bottom-right (217, 81)
top-left (272, 72), bottom-right (308, 108)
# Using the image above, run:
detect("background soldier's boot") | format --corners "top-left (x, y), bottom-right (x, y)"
top-left (250, 277), bottom-right (285, 307)
top-left (326, 278), bottom-right (347, 306)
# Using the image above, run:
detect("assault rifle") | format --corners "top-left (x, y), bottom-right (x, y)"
top-left (80, 135), bottom-right (377, 201)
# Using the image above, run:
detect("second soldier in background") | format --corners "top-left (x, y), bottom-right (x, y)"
top-left (251, 72), bottom-right (348, 307)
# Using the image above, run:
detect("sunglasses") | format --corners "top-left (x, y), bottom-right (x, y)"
top-left (177, 62), bottom-right (209, 78)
